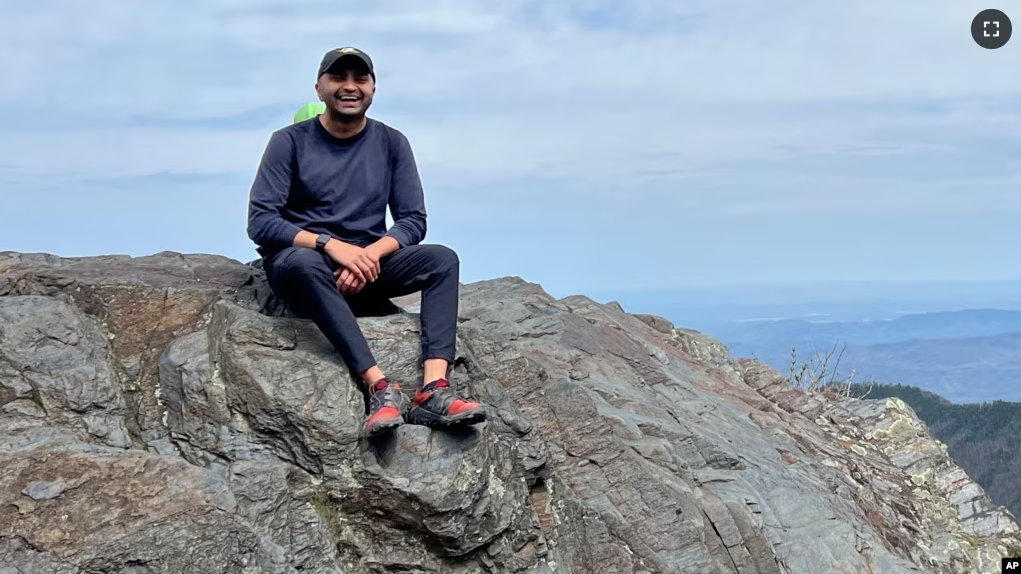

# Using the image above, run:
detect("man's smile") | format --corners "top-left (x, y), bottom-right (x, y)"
top-left (337, 94), bottom-right (361, 107)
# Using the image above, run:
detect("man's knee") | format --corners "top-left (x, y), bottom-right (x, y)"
top-left (421, 244), bottom-right (459, 273)
top-left (266, 247), bottom-right (330, 283)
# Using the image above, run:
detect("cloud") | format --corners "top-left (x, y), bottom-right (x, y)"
top-left (4, 1), bottom-right (1017, 150)
top-left (2, 0), bottom-right (1021, 290)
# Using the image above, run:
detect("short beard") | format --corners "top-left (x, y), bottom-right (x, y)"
top-left (327, 99), bottom-right (371, 125)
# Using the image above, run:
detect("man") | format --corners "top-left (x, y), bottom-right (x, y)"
top-left (247, 47), bottom-right (485, 437)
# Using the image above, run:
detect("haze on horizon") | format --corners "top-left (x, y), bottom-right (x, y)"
top-left (2, 1), bottom-right (1020, 298)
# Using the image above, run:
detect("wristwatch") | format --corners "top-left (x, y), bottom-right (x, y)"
top-left (314, 233), bottom-right (332, 253)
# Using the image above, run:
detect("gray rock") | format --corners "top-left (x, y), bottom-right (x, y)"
top-left (22, 479), bottom-right (67, 500)
top-left (0, 296), bottom-right (132, 450)
top-left (0, 251), bottom-right (282, 449)
top-left (0, 446), bottom-right (296, 573)
top-left (201, 301), bottom-right (541, 571)
top-left (2, 252), bottom-right (1020, 574)
top-left (228, 459), bottom-right (344, 573)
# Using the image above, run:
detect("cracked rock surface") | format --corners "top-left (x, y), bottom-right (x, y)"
top-left (1, 251), bottom-right (1019, 573)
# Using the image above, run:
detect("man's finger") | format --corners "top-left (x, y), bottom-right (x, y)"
top-left (357, 258), bottom-right (375, 279)
top-left (356, 261), bottom-right (376, 281)
top-left (341, 271), bottom-right (356, 289)
top-left (348, 266), bottom-right (367, 283)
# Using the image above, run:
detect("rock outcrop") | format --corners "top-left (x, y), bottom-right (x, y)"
top-left (1, 250), bottom-right (1019, 574)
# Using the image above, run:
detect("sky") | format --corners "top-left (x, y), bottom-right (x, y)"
top-left (2, 0), bottom-right (1020, 297)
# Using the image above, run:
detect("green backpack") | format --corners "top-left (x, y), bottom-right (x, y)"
top-left (293, 102), bottom-right (325, 124)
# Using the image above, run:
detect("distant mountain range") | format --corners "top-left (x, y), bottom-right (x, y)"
top-left (837, 333), bottom-right (1021, 403)
top-left (588, 280), bottom-right (1021, 328)
top-left (844, 383), bottom-right (1021, 522)
top-left (706, 309), bottom-right (1021, 403)
top-left (711, 308), bottom-right (1021, 348)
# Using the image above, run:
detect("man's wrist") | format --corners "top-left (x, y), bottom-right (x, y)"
top-left (314, 233), bottom-right (333, 253)
top-left (323, 237), bottom-right (345, 253)
top-left (371, 236), bottom-right (401, 258)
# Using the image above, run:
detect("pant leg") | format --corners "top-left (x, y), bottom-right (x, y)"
top-left (353, 244), bottom-right (460, 364)
top-left (262, 247), bottom-right (378, 375)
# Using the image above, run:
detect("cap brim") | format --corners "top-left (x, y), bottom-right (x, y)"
top-left (320, 53), bottom-right (373, 77)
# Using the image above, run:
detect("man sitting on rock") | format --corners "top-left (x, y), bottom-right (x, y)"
top-left (246, 47), bottom-right (485, 437)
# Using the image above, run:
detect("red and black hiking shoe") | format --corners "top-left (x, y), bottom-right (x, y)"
top-left (408, 379), bottom-right (486, 428)
top-left (364, 379), bottom-right (410, 437)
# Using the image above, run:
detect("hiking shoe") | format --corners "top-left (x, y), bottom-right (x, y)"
top-left (408, 379), bottom-right (486, 428)
top-left (364, 379), bottom-right (410, 437)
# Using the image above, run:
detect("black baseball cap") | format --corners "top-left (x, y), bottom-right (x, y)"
top-left (318, 47), bottom-right (374, 79)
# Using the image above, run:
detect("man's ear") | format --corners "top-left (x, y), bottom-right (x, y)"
top-left (314, 82), bottom-right (322, 100)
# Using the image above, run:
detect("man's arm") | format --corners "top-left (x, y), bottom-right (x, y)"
top-left (247, 131), bottom-right (304, 252)
top-left (248, 130), bottom-right (380, 282)
top-left (381, 130), bottom-right (427, 250)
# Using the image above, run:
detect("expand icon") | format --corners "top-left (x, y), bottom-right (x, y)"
top-left (972, 9), bottom-right (1012, 49)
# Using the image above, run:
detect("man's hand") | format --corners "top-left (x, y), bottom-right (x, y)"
top-left (324, 240), bottom-right (380, 283)
top-left (365, 236), bottom-right (401, 262)
top-left (335, 267), bottom-right (366, 295)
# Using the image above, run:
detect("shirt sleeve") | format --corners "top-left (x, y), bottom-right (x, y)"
top-left (384, 130), bottom-right (427, 247)
top-left (247, 131), bottom-right (304, 252)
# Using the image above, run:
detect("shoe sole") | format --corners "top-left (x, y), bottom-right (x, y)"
top-left (364, 415), bottom-right (405, 437)
top-left (408, 406), bottom-right (487, 428)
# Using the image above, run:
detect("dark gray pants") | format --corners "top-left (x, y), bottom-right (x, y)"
top-left (262, 243), bottom-right (460, 377)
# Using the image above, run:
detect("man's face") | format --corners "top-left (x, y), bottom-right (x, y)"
top-left (316, 59), bottom-right (375, 120)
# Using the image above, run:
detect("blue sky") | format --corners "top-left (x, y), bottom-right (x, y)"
top-left (2, 0), bottom-right (1020, 297)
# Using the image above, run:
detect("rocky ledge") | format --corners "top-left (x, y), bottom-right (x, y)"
top-left (1, 250), bottom-right (1019, 574)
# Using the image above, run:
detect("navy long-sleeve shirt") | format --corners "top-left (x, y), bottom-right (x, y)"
top-left (247, 117), bottom-right (427, 257)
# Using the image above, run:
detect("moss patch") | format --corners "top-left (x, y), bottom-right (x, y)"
top-left (311, 489), bottom-right (344, 544)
